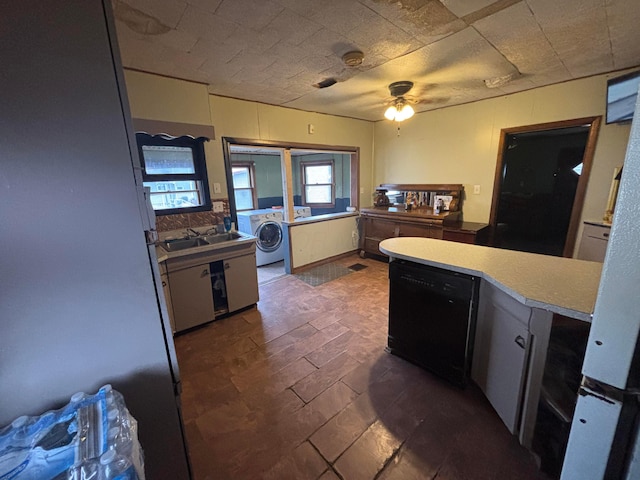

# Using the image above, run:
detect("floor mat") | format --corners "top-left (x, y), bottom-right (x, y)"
top-left (294, 263), bottom-right (354, 287)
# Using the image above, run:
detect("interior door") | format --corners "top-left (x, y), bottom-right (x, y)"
top-left (490, 117), bottom-right (601, 257)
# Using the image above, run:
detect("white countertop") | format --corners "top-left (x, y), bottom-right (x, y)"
top-left (379, 237), bottom-right (603, 321)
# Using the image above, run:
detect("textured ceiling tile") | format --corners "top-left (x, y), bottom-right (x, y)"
top-left (607, 0), bottom-right (640, 69)
top-left (215, 0), bottom-right (284, 31)
top-left (264, 8), bottom-right (324, 46)
top-left (347, 15), bottom-right (423, 59)
top-left (184, 0), bottom-right (223, 14)
top-left (176, 5), bottom-right (232, 41)
top-left (297, 27), bottom-right (355, 59)
top-left (473, 2), bottom-right (568, 78)
top-left (158, 47), bottom-right (207, 71)
top-left (528, 0), bottom-right (612, 77)
top-left (198, 56), bottom-right (245, 78)
top-left (119, 0), bottom-right (187, 29)
top-left (309, 0), bottom-right (381, 38)
top-left (190, 37), bottom-right (244, 64)
top-left (398, 1), bottom-right (460, 34)
top-left (153, 28), bottom-right (199, 53)
top-left (440, 0), bottom-right (499, 18)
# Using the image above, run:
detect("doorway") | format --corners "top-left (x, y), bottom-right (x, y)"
top-left (489, 117), bottom-right (601, 257)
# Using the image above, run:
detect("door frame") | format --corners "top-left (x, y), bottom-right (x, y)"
top-left (489, 116), bottom-right (602, 257)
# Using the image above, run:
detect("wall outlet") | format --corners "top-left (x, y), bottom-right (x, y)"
top-left (473, 184), bottom-right (481, 194)
top-left (213, 182), bottom-right (221, 194)
top-left (213, 201), bottom-right (223, 213)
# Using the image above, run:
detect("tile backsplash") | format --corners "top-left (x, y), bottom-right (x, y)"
top-left (155, 200), bottom-right (230, 232)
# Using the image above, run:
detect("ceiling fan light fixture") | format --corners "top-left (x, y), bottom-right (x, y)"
top-left (384, 99), bottom-right (414, 122)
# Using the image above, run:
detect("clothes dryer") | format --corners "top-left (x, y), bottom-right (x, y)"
top-left (293, 206), bottom-right (312, 219)
top-left (237, 209), bottom-right (284, 266)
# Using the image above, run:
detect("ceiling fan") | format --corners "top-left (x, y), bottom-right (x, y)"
top-left (384, 81), bottom-right (416, 122)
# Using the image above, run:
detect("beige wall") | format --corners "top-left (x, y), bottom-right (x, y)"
top-left (124, 69), bottom-right (375, 206)
top-left (125, 68), bottom-right (633, 258)
top-left (288, 216), bottom-right (359, 269)
top-left (373, 72), bottom-right (632, 230)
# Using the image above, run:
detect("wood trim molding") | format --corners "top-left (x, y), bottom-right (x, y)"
top-left (488, 116), bottom-right (602, 256)
top-left (132, 118), bottom-right (215, 139)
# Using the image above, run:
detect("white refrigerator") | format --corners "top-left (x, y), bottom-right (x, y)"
top-left (561, 92), bottom-right (640, 478)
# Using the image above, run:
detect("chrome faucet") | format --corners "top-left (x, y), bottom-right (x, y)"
top-left (186, 228), bottom-right (200, 237)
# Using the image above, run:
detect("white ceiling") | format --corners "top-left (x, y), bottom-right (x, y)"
top-left (113, 0), bottom-right (640, 122)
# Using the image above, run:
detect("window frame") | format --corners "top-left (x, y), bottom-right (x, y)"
top-left (231, 162), bottom-right (258, 211)
top-left (136, 133), bottom-right (211, 216)
top-left (301, 160), bottom-right (335, 207)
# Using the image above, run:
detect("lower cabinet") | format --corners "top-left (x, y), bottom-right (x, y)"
top-left (472, 280), bottom-right (531, 434)
top-left (224, 254), bottom-right (259, 313)
top-left (162, 242), bottom-right (259, 333)
top-left (472, 280), bottom-right (553, 448)
top-left (169, 264), bottom-right (216, 333)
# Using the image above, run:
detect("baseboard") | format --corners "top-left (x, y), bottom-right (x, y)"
top-left (291, 249), bottom-right (359, 274)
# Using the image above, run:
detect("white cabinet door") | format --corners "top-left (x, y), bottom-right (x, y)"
top-left (472, 281), bottom-right (531, 434)
top-left (224, 254), bottom-right (259, 313)
top-left (169, 264), bottom-right (215, 332)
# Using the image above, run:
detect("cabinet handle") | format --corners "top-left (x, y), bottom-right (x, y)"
top-left (161, 281), bottom-right (167, 287)
top-left (201, 269), bottom-right (209, 277)
top-left (603, 232), bottom-right (609, 238)
top-left (224, 263), bottom-right (230, 270)
top-left (514, 335), bottom-right (526, 349)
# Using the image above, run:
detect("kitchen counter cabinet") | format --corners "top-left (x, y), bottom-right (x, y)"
top-left (169, 264), bottom-right (216, 332)
top-left (160, 239), bottom-right (258, 333)
top-left (472, 280), bottom-right (552, 447)
top-left (379, 237), bottom-right (601, 448)
top-left (224, 253), bottom-right (259, 314)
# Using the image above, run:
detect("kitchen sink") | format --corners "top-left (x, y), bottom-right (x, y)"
top-left (160, 237), bottom-right (209, 251)
top-left (159, 232), bottom-right (244, 252)
top-left (201, 232), bottom-right (242, 244)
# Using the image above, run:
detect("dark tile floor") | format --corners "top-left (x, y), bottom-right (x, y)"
top-left (174, 254), bottom-right (549, 480)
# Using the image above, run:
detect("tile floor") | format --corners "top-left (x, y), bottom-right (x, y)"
top-left (174, 254), bottom-right (549, 480)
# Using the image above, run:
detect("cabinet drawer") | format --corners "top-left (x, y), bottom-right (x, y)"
top-left (367, 218), bottom-right (398, 238)
top-left (443, 230), bottom-right (476, 244)
top-left (399, 223), bottom-right (443, 239)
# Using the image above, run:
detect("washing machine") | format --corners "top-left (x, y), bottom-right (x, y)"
top-left (293, 206), bottom-right (312, 219)
top-left (237, 209), bottom-right (285, 266)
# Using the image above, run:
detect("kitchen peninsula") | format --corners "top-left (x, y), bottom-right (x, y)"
top-left (379, 237), bottom-right (602, 450)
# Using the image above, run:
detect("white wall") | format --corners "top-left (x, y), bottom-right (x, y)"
top-left (373, 72), bottom-right (633, 228)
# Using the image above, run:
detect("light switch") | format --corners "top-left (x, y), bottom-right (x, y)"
top-left (213, 182), bottom-right (221, 193)
top-left (213, 201), bottom-right (223, 212)
top-left (473, 184), bottom-right (481, 194)
top-left (308, 123), bottom-right (315, 134)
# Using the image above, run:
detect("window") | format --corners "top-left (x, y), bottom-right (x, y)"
top-left (136, 133), bottom-right (211, 215)
top-left (301, 161), bottom-right (334, 206)
top-left (232, 162), bottom-right (257, 211)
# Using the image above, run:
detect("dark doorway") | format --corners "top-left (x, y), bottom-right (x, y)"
top-left (489, 117), bottom-right (601, 257)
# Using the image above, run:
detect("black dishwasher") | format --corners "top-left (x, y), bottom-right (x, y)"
top-left (388, 259), bottom-right (479, 387)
